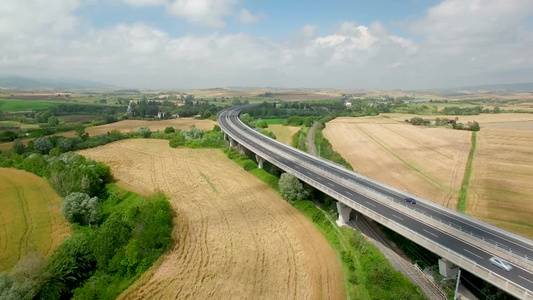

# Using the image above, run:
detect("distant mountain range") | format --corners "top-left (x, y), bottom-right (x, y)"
top-left (452, 82), bottom-right (533, 92)
top-left (0, 76), bottom-right (113, 90)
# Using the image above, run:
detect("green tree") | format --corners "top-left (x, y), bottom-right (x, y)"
top-left (138, 126), bottom-right (151, 138)
top-left (470, 121), bottom-right (480, 131)
top-left (34, 137), bottom-right (53, 154)
top-left (47, 116), bottom-right (59, 126)
top-left (12, 139), bottom-right (26, 154)
top-left (61, 192), bottom-right (100, 226)
top-left (279, 173), bottom-right (309, 203)
top-left (164, 126), bottom-right (175, 134)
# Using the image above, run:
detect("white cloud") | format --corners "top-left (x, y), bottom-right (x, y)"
top-left (0, 0), bottom-right (532, 89)
top-left (0, 0), bottom-right (80, 36)
top-left (122, 0), bottom-right (168, 7)
top-left (239, 8), bottom-right (263, 24)
top-left (166, 0), bottom-right (237, 27)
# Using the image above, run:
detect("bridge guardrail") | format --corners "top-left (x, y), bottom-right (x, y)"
top-left (221, 116), bottom-right (533, 300)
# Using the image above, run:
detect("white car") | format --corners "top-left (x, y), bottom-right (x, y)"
top-left (489, 256), bottom-right (512, 271)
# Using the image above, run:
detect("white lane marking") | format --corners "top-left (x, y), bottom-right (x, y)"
top-left (366, 201), bottom-right (376, 207)
top-left (391, 214), bottom-right (404, 221)
top-left (327, 182), bottom-right (335, 187)
top-left (346, 191), bottom-right (353, 196)
top-left (294, 165), bottom-right (301, 169)
top-left (423, 229), bottom-right (439, 238)
top-left (519, 275), bottom-right (533, 285)
top-left (463, 248), bottom-right (483, 260)
top-left (306, 171), bottom-right (314, 176)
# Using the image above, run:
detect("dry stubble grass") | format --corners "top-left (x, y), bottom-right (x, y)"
top-left (78, 140), bottom-right (344, 300)
top-left (467, 123), bottom-right (533, 238)
top-left (0, 168), bottom-right (70, 271)
top-left (323, 116), bottom-right (471, 208)
top-left (267, 124), bottom-right (300, 146)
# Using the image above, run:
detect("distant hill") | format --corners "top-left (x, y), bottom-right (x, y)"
top-left (0, 76), bottom-right (113, 90)
top-left (454, 82), bottom-right (533, 92)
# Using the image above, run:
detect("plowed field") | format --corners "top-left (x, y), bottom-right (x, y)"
top-left (0, 168), bottom-right (70, 271)
top-left (78, 140), bottom-right (344, 300)
top-left (323, 116), bottom-right (471, 208)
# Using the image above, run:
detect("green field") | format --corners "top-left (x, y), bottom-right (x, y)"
top-left (0, 168), bottom-right (70, 271)
top-left (264, 118), bottom-right (284, 124)
top-left (0, 99), bottom-right (70, 112)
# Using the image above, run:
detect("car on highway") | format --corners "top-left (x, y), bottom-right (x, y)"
top-left (489, 256), bottom-right (512, 271)
top-left (405, 197), bottom-right (416, 204)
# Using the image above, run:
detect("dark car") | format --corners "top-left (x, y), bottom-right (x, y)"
top-left (405, 197), bottom-right (416, 204)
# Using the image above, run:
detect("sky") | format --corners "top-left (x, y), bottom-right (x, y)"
top-left (0, 0), bottom-right (532, 90)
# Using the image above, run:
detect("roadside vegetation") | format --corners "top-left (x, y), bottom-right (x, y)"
top-left (0, 132), bottom-right (173, 299)
top-left (458, 132), bottom-right (477, 212)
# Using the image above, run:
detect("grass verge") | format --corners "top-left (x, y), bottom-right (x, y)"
top-left (458, 132), bottom-right (477, 212)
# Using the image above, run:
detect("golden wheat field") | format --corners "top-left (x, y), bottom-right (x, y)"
top-left (0, 168), bottom-right (70, 271)
top-left (467, 122), bottom-right (533, 238)
top-left (78, 140), bottom-right (344, 300)
top-left (267, 124), bottom-right (300, 146)
top-left (323, 116), bottom-right (472, 208)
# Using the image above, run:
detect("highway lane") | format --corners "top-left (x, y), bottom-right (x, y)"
top-left (225, 106), bottom-right (533, 261)
top-left (218, 107), bottom-right (533, 294)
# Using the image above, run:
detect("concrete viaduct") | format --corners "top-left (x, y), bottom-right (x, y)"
top-left (218, 105), bottom-right (533, 300)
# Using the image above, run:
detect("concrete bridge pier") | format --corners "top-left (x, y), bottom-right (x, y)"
top-left (255, 155), bottom-right (265, 169)
top-left (336, 202), bottom-right (352, 227)
top-left (223, 133), bottom-right (228, 141)
top-left (439, 258), bottom-right (459, 278)
top-left (229, 136), bottom-right (237, 148)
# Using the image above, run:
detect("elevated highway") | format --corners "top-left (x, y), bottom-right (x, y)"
top-left (218, 105), bottom-right (533, 299)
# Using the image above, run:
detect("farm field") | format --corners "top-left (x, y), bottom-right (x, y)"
top-left (323, 115), bottom-right (472, 208)
top-left (267, 124), bottom-right (300, 146)
top-left (0, 99), bottom-right (72, 112)
top-left (78, 140), bottom-right (344, 300)
top-left (467, 122), bottom-right (533, 238)
top-left (0, 118), bottom-right (216, 151)
top-left (382, 113), bottom-right (533, 125)
top-left (0, 168), bottom-right (70, 271)
top-left (65, 118), bottom-right (217, 137)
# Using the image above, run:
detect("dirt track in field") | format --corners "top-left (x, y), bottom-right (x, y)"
top-left (78, 140), bottom-right (344, 300)
top-left (323, 116), bottom-right (471, 208)
top-left (0, 168), bottom-right (70, 271)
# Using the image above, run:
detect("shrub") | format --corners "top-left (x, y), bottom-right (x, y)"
top-left (61, 192), bottom-right (100, 226)
top-left (12, 139), bottom-right (26, 154)
top-left (279, 173), bottom-right (309, 202)
top-left (38, 233), bottom-right (96, 300)
top-left (34, 137), bottom-right (53, 154)
top-left (164, 126), bottom-right (175, 134)
top-left (138, 126), bottom-right (151, 138)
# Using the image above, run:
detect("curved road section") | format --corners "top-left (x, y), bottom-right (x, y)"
top-left (219, 105), bottom-right (533, 299)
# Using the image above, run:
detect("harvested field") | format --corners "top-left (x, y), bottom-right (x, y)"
top-left (0, 168), bottom-right (70, 271)
top-left (383, 113), bottom-right (533, 125)
top-left (323, 116), bottom-right (472, 208)
top-left (467, 122), bottom-right (533, 238)
top-left (66, 118), bottom-right (216, 137)
top-left (0, 118), bottom-right (216, 151)
top-left (79, 140), bottom-right (344, 300)
top-left (267, 124), bottom-right (300, 146)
